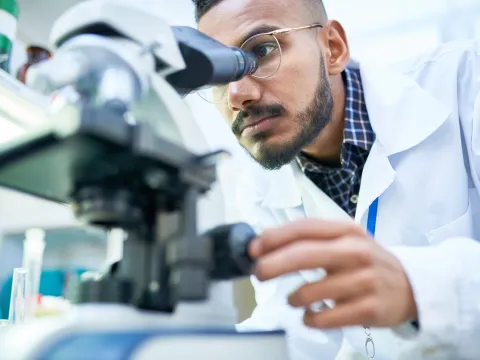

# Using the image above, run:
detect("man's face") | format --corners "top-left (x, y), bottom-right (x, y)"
top-left (198, 0), bottom-right (334, 170)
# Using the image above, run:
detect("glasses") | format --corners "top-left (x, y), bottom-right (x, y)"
top-left (197, 24), bottom-right (323, 104)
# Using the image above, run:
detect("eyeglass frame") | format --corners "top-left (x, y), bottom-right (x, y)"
top-left (199, 23), bottom-right (323, 103)
top-left (241, 23), bottom-right (323, 79)
top-left (240, 23), bottom-right (323, 53)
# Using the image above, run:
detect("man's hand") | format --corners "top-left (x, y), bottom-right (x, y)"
top-left (249, 219), bottom-right (418, 329)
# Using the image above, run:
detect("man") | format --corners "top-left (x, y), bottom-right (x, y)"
top-left (193, 0), bottom-right (480, 359)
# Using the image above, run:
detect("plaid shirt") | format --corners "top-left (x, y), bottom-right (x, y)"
top-left (297, 67), bottom-right (375, 217)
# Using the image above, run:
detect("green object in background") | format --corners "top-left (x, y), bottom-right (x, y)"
top-left (0, 0), bottom-right (19, 73)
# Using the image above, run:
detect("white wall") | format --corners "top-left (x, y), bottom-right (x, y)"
top-left (324, 0), bottom-right (480, 64)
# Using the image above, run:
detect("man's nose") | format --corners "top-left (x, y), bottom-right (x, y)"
top-left (228, 77), bottom-right (262, 111)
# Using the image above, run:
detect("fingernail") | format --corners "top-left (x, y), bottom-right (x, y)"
top-left (309, 301), bottom-right (328, 312)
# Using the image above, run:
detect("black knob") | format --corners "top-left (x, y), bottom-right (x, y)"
top-left (206, 223), bottom-right (257, 280)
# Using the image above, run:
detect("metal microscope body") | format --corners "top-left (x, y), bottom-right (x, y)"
top-left (0, 1), bottom-right (288, 359)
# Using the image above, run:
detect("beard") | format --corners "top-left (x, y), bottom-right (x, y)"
top-left (231, 56), bottom-right (334, 170)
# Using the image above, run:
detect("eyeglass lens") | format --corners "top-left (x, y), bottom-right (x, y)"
top-left (197, 34), bottom-right (282, 104)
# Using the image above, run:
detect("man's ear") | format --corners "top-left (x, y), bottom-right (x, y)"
top-left (320, 20), bottom-right (350, 76)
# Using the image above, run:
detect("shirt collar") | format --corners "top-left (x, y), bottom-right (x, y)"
top-left (342, 67), bottom-right (374, 150)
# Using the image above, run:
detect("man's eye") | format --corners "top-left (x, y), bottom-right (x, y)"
top-left (252, 43), bottom-right (277, 58)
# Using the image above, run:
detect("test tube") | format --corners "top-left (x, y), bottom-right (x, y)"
top-left (22, 228), bottom-right (46, 319)
top-left (8, 268), bottom-right (28, 324)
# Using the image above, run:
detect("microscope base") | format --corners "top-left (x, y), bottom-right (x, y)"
top-left (0, 305), bottom-right (289, 360)
top-left (37, 329), bottom-right (288, 360)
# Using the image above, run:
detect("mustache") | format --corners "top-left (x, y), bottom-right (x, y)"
top-left (232, 104), bottom-right (287, 136)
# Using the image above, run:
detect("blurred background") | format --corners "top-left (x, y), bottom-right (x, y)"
top-left (0, 0), bottom-right (479, 321)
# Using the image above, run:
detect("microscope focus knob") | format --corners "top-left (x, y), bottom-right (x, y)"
top-left (207, 222), bottom-right (257, 280)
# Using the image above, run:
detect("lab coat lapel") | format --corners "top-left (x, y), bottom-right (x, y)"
top-left (354, 141), bottom-right (395, 225)
top-left (353, 60), bottom-right (452, 222)
top-left (259, 160), bottom-right (353, 221)
top-left (291, 161), bottom-right (352, 221)
top-left (358, 61), bottom-right (452, 156)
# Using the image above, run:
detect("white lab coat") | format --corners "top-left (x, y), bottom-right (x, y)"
top-left (234, 39), bottom-right (480, 360)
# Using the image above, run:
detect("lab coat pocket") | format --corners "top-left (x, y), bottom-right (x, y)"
top-left (425, 200), bottom-right (474, 246)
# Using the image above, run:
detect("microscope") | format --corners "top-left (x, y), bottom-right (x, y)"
top-left (0, 1), bottom-right (288, 359)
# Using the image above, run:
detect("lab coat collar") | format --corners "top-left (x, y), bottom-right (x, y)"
top-left (260, 58), bottom-right (452, 210)
top-left (355, 59), bottom-right (452, 156)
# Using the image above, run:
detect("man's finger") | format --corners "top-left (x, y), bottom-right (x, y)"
top-left (303, 296), bottom-right (380, 329)
top-left (250, 219), bottom-right (367, 257)
top-left (288, 269), bottom-right (375, 307)
top-left (254, 238), bottom-right (373, 281)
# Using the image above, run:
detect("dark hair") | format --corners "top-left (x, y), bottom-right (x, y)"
top-left (192, 0), bottom-right (220, 21)
top-left (192, 0), bottom-right (326, 22)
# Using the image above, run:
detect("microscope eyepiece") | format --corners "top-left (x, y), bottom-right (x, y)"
top-left (231, 47), bottom-right (258, 80)
top-left (166, 26), bottom-right (259, 93)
